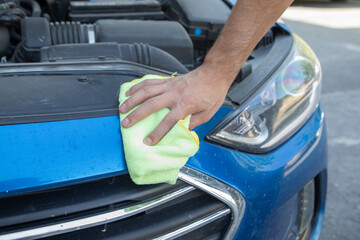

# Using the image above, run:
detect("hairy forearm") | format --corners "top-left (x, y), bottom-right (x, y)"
top-left (203, 0), bottom-right (293, 85)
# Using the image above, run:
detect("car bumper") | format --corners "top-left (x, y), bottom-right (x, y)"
top-left (188, 105), bottom-right (327, 239)
top-left (0, 105), bottom-right (327, 239)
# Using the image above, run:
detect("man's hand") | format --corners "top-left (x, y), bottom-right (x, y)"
top-left (119, 0), bottom-right (293, 145)
top-left (119, 65), bottom-right (233, 145)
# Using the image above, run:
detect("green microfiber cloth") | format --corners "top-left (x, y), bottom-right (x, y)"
top-left (119, 74), bottom-right (199, 185)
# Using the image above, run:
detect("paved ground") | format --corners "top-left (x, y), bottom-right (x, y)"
top-left (282, 1), bottom-right (360, 239)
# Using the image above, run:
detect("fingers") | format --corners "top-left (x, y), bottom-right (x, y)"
top-left (126, 78), bottom-right (167, 97)
top-left (189, 111), bottom-right (213, 130)
top-left (144, 111), bottom-right (182, 145)
top-left (119, 83), bottom-right (167, 113)
top-left (118, 72), bottom-right (225, 146)
top-left (121, 94), bottom-right (171, 128)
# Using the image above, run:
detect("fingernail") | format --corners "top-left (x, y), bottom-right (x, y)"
top-left (125, 90), bottom-right (130, 96)
top-left (121, 118), bottom-right (129, 127)
top-left (144, 137), bottom-right (152, 146)
top-left (119, 104), bottom-right (126, 112)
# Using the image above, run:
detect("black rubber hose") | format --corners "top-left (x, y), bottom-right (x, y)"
top-left (19, 0), bottom-right (41, 17)
top-left (124, 43), bottom-right (189, 73)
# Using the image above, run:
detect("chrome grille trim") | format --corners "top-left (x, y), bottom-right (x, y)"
top-left (179, 166), bottom-right (246, 239)
top-left (0, 186), bottom-right (195, 240)
top-left (154, 208), bottom-right (231, 240)
top-left (0, 167), bottom-right (245, 240)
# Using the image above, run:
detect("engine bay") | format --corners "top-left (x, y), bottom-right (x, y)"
top-left (0, 0), bottom-right (237, 71)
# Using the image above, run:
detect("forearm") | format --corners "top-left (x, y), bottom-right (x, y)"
top-left (203, 0), bottom-right (293, 86)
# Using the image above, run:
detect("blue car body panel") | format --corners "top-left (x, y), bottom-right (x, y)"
top-left (0, 106), bottom-right (231, 196)
top-left (192, 107), bottom-right (327, 239)
top-left (0, 103), bottom-right (327, 239)
top-left (0, 116), bottom-right (127, 196)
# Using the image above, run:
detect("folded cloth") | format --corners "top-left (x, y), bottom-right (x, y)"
top-left (119, 75), bottom-right (199, 185)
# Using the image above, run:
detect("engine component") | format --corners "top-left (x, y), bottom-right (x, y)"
top-left (19, 0), bottom-right (41, 17)
top-left (15, 17), bottom-right (193, 68)
top-left (69, 0), bottom-right (164, 22)
top-left (0, 27), bottom-right (9, 56)
top-left (40, 42), bottom-right (189, 73)
top-left (0, 0), bottom-right (42, 58)
top-left (167, 0), bottom-right (231, 49)
top-left (13, 17), bottom-right (51, 62)
top-left (95, 19), bottom-right (193, 67)
top-left (0, 1), bottom-right (26, 26)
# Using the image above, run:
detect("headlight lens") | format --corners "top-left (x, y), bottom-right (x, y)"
top-left (209, 35), bottom-right (322, 153)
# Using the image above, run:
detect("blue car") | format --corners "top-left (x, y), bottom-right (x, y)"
top-left (0, 0), bottom-right (327, 239)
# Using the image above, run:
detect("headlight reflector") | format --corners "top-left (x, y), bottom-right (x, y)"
top-left (209, 35), bottom-right (322, 153)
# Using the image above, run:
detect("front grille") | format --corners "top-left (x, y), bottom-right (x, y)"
top-left (0, 167), bottom-right (239, 240)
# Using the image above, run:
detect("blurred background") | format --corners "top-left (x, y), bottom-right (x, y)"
top-left (281, 1), bottom-right (360, 239)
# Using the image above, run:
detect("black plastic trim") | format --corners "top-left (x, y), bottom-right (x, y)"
top-left (42, 191), bottom-right (229, 240)
top-left (0, 175), bottom-right (187, 229)
top-left (0, 172), bottom-right (231, 240)
top-left (0, 61), bottom-right (175, 126)
top-left (227, 33), bottom-right (293, 106)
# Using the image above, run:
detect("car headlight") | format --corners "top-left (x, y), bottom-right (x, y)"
top-left (208, 35), bottom-right (322, 153)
